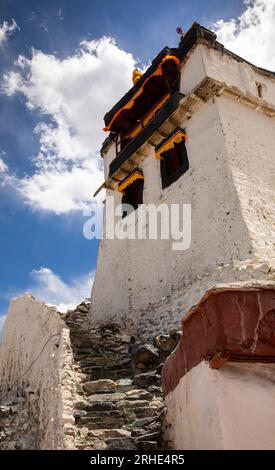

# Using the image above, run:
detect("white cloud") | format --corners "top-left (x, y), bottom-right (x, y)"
top-left (0, 158), bottom-right (8, 173)
top-left (29, 267), bottom-right (94, 312)
top-left (57, 9), bottom-right (64, 21)
top-left (214, 0), bottom-right (275, 70)
top-left (2, 38), bottom-right (136, 213)
top-left (0, 19), bottom-right (18, 47)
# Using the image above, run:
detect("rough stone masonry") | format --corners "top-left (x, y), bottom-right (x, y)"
top-left (0, 294), bottom-right (181, 450)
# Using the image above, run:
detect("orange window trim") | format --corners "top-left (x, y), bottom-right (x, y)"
top-left (104, 55), bottom-right (181, 132)
top-left (117, 170), bottom-right (144, 193)
top-left (155, 130), bottom-right (188, 160)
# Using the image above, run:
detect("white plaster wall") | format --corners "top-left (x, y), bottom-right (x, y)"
top-left (180, 44), bottom-right (206, 95)
top-left (217, 95), bottom-right (275, 261)
top-left (90, 237), bottom-right (131, 330)
top-left (103, 143), bottom-right (116, 177)
top-left (91, 45), bottom-right (275, 338)
top-left (165, 361), bottom-right (275, 450)
top-left (91, 97), bottom-right (260, 336)
top-left (104, 43), bottom-right (275, 183)
top-left (201, 45), bottom-right (275, 105)
top-left (0, 294), bottom-right (76, 449)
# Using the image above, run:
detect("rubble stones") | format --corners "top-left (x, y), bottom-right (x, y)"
top-left (106, 437), bottom-right (138, 450)
top-left (62, 300), bottom-right (181, 450)
top-left (133, 371), bottom-right (160, 387)
top-left (155, 333), bottom-right (181, 353)
top-left (119, 335), bottom-right (132, 343)
top-left (125, 389), bottom-right (153, 400)
top-left (87, 393), bottom-right (126, 403)
top-left (116, 399), bottom-right (150, 410)
top-left (83, 379), bottom-right (116, 393)
top-left (0, 297), bottom-right (181, 450)
top-left (89, 428), bottom-right (131, 439)
top-left (116, 378), bottom-right (133, 392)
top-left (0, 397), bottom-right (38, 450)
top-left (131, 344), bottom-right (159, 365)
top-left (0, 406), bottom-right (10, 419)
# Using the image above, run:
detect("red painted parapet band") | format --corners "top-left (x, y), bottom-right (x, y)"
top-left (162, 286), bottom-right (275, 396)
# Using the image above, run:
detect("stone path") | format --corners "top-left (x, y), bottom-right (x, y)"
top-left (65, 301), bottom-right (181, 450)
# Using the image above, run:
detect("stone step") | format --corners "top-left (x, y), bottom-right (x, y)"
top-left (125, 389), bottom-right (153, 400)
top-left (138, 441), bottom-right (158, 450)
top-left (63, 304), bottom-right (177, 451)
top-left (80, 360), bottom-right (129, 370)
top-left (127, 406), bottom-right (160, 419)
top-left (105, 437), bottom-right (138, 450)
top-left (104, 363), bottom-right (132, 372)
top-left (116, 400), bottom-right (150, 410)
top-left (81, 366), bottom-right (106, 378)
top-left (78, 417), bottom-right (125, 429)
top-left (103, 370), bottom-right (133, 380)
top-left (131, 424), bottom-right (159, 437)
top-left (148, 385), bottom-right (163, 396)
top-left (115, 378), bottom-right (133, 392)
top-left (89, 429), bottom-right (131, 439)
top-left (83, 402), bottom-right (118, 412)
top-left (86, 393), bottom-right (126, 403)
top-left (125, 416), bottom-right (160, 429)
top-left (85, 410), bottom-right (124, 419)
top-left (136, 431), bottom-right (160, 442)
top-left (85, 369), bottom-right (133, 381)
top-left (74, 348), bottom-right (95, 354)
top-left (83, 379), bottom-right (116, 393)
top-left (74, 400), bottom-right (118, 412)
top-left (78, 357), bottom-right (113, 367)
top-left (134, 371), bottom-right (161, 387)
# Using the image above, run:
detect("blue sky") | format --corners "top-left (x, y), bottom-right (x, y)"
top-left (0, 0), bottom-right (274, 331)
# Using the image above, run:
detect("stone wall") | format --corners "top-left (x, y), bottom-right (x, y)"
top-left (0, 294), bottom-right (76, 449)
top-left (0, 297), bottom-right (180, 450)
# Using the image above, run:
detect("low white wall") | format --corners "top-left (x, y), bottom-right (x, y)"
top-left (165, 361), bottom-right (275, 450)
top-left (0, 294), bottom-right (76, 449)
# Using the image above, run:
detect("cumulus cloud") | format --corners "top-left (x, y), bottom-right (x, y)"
top-left (2, 37), bottom-right (135, 213)
top-left (29, 267), bottom-right (94, 312)
top-left (0, 19), bottom-right (18, 47)
top-left (214, 0), bottom-right (275, 70)
top-left (0, 158), bottom-right (8, 173)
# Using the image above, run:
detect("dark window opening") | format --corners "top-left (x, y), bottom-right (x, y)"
top-left (122, 178), bottom-right (144, 218)
top-left (256, 82), bottom-right (263, 98)
top-left (160, 141), bottom-right (189, 189)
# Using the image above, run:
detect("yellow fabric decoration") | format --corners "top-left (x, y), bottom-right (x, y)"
top-left (104, 55), bottom-right (181, 132)
top-left (117, 170), bottom-right (144, 193)
top-left (132, 69), bottom-right (142, 84)
top-left (155, 130), bottom-right (187, 160)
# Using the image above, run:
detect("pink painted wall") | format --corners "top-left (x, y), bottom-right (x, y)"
top-left (165, 361), bottom-right (275, 450)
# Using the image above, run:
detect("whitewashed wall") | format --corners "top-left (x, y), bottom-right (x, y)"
top-left (165, 361), bottom-right (275, 450)
top-left (0, 295), bottom-right (76, 449)
top-left (90, 44), bottom-right (275, 339)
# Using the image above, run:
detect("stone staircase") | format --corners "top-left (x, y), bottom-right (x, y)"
top-left (65, 301), bottom-right (181, 450)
